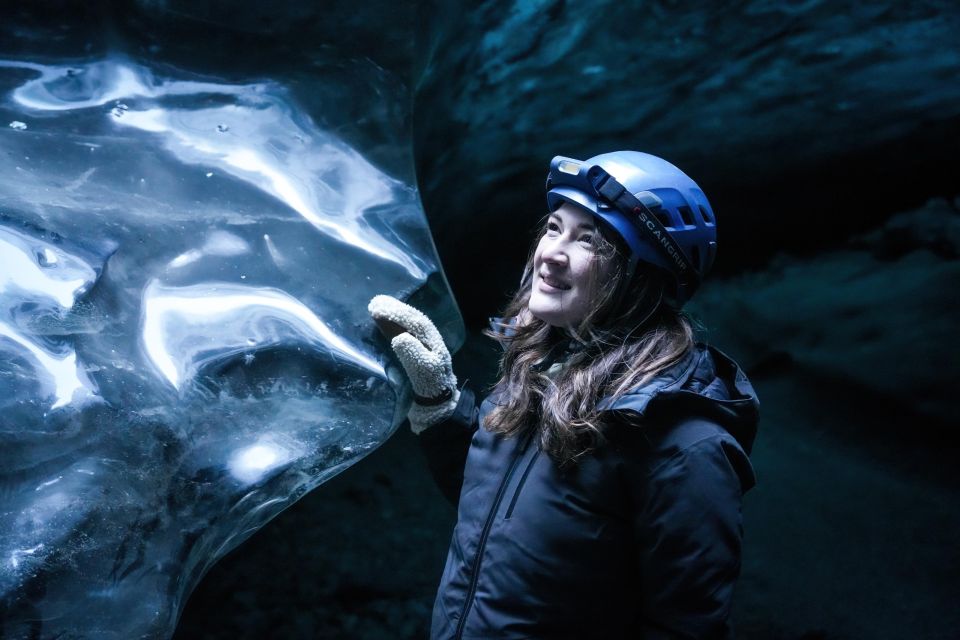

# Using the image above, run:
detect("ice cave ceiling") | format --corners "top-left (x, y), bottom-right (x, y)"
top-left (413, 1), bottom-right (960, 318)
top-left (1, 1), bottom-right (957, 638)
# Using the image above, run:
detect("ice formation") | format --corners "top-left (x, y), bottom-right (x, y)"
top-left (0, 54), bottom-right (460, 638)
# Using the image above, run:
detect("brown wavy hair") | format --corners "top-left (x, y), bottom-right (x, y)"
top-left (482, 217), bottom-right (697, 467)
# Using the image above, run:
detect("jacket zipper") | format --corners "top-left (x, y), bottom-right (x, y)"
top-left (504, 448), bottom-right (539, 519)
top-left (454, 431), bottom-right (534, 639)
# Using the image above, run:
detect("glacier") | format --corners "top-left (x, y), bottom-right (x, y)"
top-left (0, 50), bottom-right (460, 638)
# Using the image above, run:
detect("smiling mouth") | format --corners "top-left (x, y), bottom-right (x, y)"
top-left (540, 274), bottom-right (571, 290)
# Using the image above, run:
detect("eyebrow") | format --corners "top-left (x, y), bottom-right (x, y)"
top-left (549, 213), bottom-right (596, 231)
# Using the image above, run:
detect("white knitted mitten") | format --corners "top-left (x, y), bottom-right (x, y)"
top-left (368, 294), bottom-right (459, 434)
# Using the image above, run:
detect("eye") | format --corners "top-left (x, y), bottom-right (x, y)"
top-left (578, 232), bottom-right (594, 245)
top-left (546, 221), bottom-right (561, 234)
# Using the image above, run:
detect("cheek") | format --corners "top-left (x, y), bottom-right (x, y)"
top-left (571, 254), bottom-right (597, 289)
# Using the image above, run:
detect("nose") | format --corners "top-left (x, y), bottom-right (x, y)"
top-left (541, 235), bottom-right (569, 267)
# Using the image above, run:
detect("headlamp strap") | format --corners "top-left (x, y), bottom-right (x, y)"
top-left (589, 167), bottom-right (699, 286)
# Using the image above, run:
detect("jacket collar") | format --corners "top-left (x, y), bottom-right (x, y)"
top-left (601, 343), bottom-right (760, 454)
top-left (595, 346), bottom-right (699, 414)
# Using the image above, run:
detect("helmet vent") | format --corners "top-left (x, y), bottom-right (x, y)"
top-left (677, 205), bottom-right (695, 226)
top-left (654, 210), bottom-right (671, 227)
top-left (698, 205), bottom-right (714, 224)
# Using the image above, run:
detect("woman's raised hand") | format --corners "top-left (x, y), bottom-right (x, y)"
top-left (368, 294), bottom-right (459, 433)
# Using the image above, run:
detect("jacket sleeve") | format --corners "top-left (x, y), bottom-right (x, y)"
top-left (416, 383), bottom-right (480, 507)
top-left (630, 423), bottom-right (751, 639)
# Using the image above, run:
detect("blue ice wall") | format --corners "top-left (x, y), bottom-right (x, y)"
top-left (0, 3), bottom-right (460, 638)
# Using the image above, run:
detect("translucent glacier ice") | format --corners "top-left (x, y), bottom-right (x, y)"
top-left (0, 53), bottom-right (460, 638)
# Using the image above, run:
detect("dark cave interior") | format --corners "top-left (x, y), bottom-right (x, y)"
top-left (1, 2), bottom-right (957, 639)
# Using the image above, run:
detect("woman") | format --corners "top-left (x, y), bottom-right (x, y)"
top-left (370, 151), bottom-right (759, 639)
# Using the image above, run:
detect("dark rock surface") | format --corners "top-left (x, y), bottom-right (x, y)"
top-left (690, 197), bottom-right (960, 426)
top-left (414, 1), bottom-right (960, 322)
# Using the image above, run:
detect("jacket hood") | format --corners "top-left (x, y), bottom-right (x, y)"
top-left (599, 343), bottom-right (760, 455)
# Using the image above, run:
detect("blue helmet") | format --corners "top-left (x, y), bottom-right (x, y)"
top-left (545, 151), bottom-right (717, 307)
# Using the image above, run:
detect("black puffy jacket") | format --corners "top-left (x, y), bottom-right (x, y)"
top-left (419, 343), bottom-right (759, 640)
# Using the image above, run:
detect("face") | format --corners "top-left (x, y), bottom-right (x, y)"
top-left (527, 203), bottom-right (609, 328)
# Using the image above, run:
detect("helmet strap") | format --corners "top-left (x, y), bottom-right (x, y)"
top-left (587, 166), bottom-right (700, 295)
